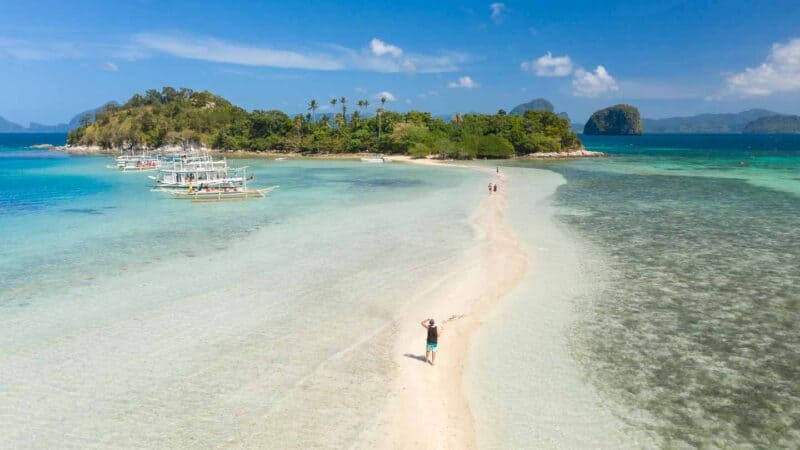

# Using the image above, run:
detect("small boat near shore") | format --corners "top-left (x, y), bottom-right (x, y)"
top-left (149, 158), bottom-right (245, 190)
top-left (360, 154), bottom-right (391, 163)
top-left (156, 185), bottom-right (279, 202)
top-left (151, 158), bottom-right (275, 202)
top-left (107, 154), bottom-right (160, 171)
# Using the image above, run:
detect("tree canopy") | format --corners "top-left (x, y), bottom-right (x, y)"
top-left (68, 87), bottom-right (582, 158)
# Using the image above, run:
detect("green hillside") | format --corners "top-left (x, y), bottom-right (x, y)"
top-left (68, 87), bottom-right (582, 158)
top-left (584, 104), bottom-right (643, 135)
top-left (742, 115), bottom-right (800, 133)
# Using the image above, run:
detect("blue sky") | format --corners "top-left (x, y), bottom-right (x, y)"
top-left (2, 0), bottom-right (800, 125)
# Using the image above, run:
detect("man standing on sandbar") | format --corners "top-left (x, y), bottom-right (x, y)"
top-left (421, 318), bottom-right (441, 365)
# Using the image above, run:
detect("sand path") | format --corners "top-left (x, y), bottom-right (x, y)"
top-left (369, 157), bottom-right (528, 449)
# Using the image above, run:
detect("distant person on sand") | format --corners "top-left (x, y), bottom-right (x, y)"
top-left (493, 183), bottom-right (497, 192)
top-left (488, 182), bottom-right (493, 194)
top-left (421, 318), bottom-right (440, 365)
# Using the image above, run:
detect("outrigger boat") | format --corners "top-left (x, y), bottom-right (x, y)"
top-left (161, 185), bottom-right (279, 202)
top-left (152, 159), bottom-right (275, 201)
top-left (360, 153), bottom-right (391, 163)
top-left (148, 158), bottom-right (244, 190)
top-left (107, 154), bottom-right (160, 171)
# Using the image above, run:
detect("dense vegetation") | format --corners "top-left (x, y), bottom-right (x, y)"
top-left (644, 109), bottom-right (778, 133)
top-left (584, 104), bottom-right (643, 135)
top-left (67, 87), bottom-right (582, 158)
top-left (510, 97), bottom-right (571, 123)
top-left (510, 98), bottom-right (554, 115)
top-left (742, 115), bottom-right (800, 134)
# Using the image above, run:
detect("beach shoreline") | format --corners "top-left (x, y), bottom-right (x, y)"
top-left (43, 144), bottom-right (605, 160)
top-left (360, 157), bottom-right (527, 449)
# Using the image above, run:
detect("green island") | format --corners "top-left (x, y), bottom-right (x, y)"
top-left (583, 104), bottom-right (643, 135)
top-left (742, 114), bottom-right (800, 134)
top-left (67, 87), bottom-right (582, 159)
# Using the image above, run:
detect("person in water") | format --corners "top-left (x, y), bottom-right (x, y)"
top-left (421, 318), bottom-right (441, 365)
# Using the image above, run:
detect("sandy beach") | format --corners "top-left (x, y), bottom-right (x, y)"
top-left (353, 157), bottom-right (527, 449)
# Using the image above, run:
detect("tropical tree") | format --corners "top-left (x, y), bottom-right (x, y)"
top-left (358, 99), bottom-right (370, 117)
top-left (339, 97), bottom-right (347, 126)
top-left (378, 95), bottom-right (388, 139)
top-left (329, 98), bottom-right (338, 124)
top-left (307, 99), bottom-right (318, 122)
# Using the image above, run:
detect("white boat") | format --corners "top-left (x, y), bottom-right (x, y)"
top-left (108, 154), bottom-right (160, 171)
top-left (152, 161), bottom-right (274, 201)
top-left (149, 158), bottom-right (245, 190)
top-left (361, 154), bottom-right (391, 163)
top-left (158, 185), bottom-right (279, 202)
top-left (274, 157), bottom-right (287, 161)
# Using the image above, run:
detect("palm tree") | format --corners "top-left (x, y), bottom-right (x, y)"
top-left (378, 95), bottom-right (388, 140)
top-left (357, 99), bottom-right (369, 115)
top-left (329, 98), bottom-right (338, 128)
top-left (307, 99), bottom-right (318, 122)
top-left (339, 97), bottom-right (347, 126)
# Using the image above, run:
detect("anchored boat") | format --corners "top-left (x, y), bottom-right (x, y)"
top-left (161, 185), bottom-right (279, 202)
top-left (360, 153), bottom-right (391, 163)
top-left (151, 158), bottom-right (276, 202)
top-left (107, 153), bottom-right (160, 171)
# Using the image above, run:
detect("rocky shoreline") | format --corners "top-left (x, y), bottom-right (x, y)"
top-left (43, 144), bottom-right (606, 159)
top-left (520, 148), bottom-right (606, 158)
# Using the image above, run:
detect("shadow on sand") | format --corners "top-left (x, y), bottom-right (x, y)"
top-left (403, 353), bottom-right (427, 363)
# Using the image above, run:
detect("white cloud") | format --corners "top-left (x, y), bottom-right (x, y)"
top-left (338, 43), bottom-right (467, 73)
top-left (572, 65), bottom-right (618, 97)
top-left (375, 91), bottom-right (396, 102)
top-left (1, 32), bottom-right (466, 74)
top-left (370, 38), bottom-right (402, 58)
top-left (521, 52), bottom-right (573, 77)
top-left (448, 75), bottom-right (479, 89)
top-left (490, 3), bottom-right (506, 23)
top-left (725, 38), bottom-right (800, 96)
top-left (102, 62), bottom-right (119, 72)
top-left (354, 87), bottom-right (367, 93)
top-left (0, 37), bottom-right (84, 60)
top-left (405, 99), bottom-right (412, 105)
top-left (137, 33), bottom-right (465, 74)
top-left (134, 33), bottom-right (344, 70)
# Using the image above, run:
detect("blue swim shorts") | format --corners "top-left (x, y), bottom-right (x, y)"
top-left (426, 342), bottom-right (438, 351)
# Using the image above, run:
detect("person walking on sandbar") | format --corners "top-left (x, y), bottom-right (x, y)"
top-left (421, 318), bottom-right (441, 365)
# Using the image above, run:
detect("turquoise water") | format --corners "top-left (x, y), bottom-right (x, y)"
top-left (539, 134), bottom-right (800, 447)
top-left (5, 132), bottom-right (800, 447)
top-left (0, 134), bottom-right (488, 448)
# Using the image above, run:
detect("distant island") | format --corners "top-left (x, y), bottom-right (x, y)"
top-left (0, 103), bottom-right (112, 133)
top-left (66, 87), bottom-right (590, 159)
top-left (584, 104), bottom-right (643, 135)
top-left (742, 114), bottom-right (800, 134)
top-left (643, 109), bottom-right (779, 133)
top-left (510, 98), bottom-right (571, 122)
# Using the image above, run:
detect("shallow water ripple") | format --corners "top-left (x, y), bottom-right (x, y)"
top-left (558, 169), bottom-right (800, 447)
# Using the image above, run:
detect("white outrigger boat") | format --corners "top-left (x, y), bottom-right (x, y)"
top-left (162, 184), bottom-right (279, 202)
top-left (149, 158), bottom-right (244, 190)
top-left (360, 153), bottom-right (391, 163)
top-left (151, 158), bottom-right (276, 202)
top-left (108, 154), bottom-right (160, 171)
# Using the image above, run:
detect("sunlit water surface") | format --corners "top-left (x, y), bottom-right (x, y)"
top-left (485, 134), bottom-right (800, 447)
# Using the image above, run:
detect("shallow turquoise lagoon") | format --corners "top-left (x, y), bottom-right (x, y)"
top-left (490, 133), bottom-right (800, 447)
